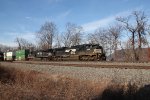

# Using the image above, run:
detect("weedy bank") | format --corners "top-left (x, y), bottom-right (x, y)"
top-left (0, 65), bottom-right (150, 100)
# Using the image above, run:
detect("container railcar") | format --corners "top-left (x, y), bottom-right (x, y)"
top-left (16, 49), bottom-right (30, 61)
top-left (4, 51), bottom-right (16, 61)
top-left (0, 52), bottom-right (4, 61)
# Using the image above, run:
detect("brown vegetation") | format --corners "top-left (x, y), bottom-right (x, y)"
top-left (0, 65), bottom-right (106, 100)
top-left (0, 65), bottom-right (150, 100)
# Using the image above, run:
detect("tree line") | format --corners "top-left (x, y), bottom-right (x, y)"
top-left (1, 10), bottom-right (150, 62)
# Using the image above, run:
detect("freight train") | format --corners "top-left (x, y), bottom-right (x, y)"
top-left (1, 44), bottom-right (106, 61)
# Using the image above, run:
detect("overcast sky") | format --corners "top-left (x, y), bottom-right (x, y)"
top-left (0, 0), bottom-right (150, 46)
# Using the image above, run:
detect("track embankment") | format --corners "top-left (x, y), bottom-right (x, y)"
top-left (12, 61), bottom-right (150, 69)
top-left (0, 62), bottom-right (150, 86)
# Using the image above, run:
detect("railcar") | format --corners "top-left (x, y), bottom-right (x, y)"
top-left (15, 49), bottom-right (30, 61)
top-left (0, 52), bottom-right (4, 61)
top-left (4, 51), bottom-right (16, 61)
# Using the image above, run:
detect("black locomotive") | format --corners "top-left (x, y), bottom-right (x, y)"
top-left (35, 44), bottom-right (106, 61)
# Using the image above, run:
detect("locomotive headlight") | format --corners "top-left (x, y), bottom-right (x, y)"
top-left (94, 49), bottom-right (102, 53)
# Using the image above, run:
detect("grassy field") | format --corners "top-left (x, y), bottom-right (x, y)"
top-left (0, 65), bottom-right (150, 100)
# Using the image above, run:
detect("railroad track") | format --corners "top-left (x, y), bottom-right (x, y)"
top-left (12, 61), bottom-right (150, 69)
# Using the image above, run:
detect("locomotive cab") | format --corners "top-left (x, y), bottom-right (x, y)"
top-left (68, 44), bottom-right (106, 61)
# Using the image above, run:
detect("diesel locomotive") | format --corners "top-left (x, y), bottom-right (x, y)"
top-left (35, 44), bottom-right (106, 61)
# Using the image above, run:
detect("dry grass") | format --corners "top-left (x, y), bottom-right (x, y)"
top-left (0, 65), bottom-right (150, 100)
top-left (0, 65), bottom-right (107, 100)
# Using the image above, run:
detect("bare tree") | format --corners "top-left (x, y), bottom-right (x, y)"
top-left (62, 23), bottom-right (73, 47)
top-left (119, 38), bottom-right (134, 62)
top-left (133, 11), bottom-right (149, 59)
top-left (36, 21), bottom-right (57, 49)
top-left (15, 37), bottom-right (35, 50)
top-left (53, 32), bottom-right (62, 48)
top-left (116, 16), bottom-right (137, 61)
top-left (88, 28), bottom-right (107, 47)
top-left (116, 10), bottom-right (149, 61)
top-left (15, 37), bottom-right (22, 50)
top-left (71, 26), bottom-right (83, 46)
top-left (62, 23), bottom-right (83, 47)
top-left (87, 33), bottom-right (99, 44)
top-left (108, 24), bottom-right (122, 61)
top-left (0, 44), bottom-right (13, 52)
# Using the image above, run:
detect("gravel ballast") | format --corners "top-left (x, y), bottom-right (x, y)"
top-left (0, 62), bottom-right (150, 86)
